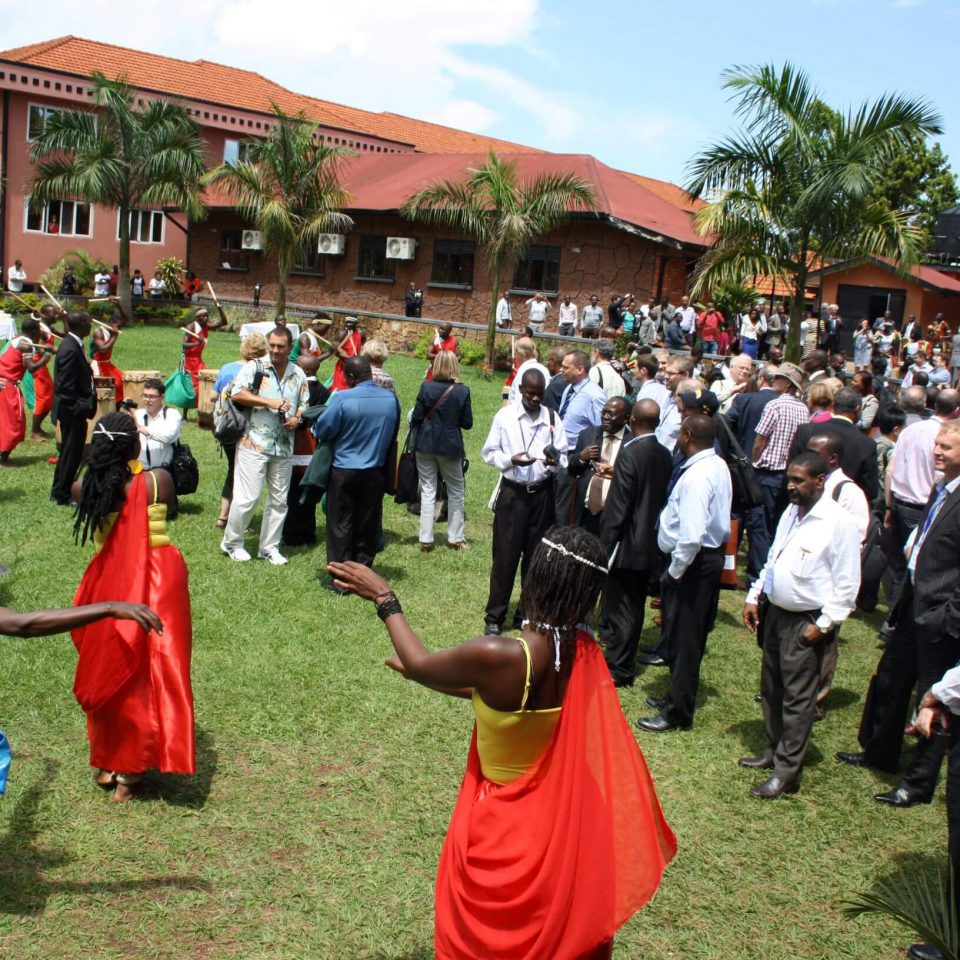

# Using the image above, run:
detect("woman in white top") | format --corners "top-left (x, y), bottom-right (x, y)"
top-left (738, 308), bottom-right (765, 359)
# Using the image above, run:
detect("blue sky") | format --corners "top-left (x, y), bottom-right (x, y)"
top-left (0, 0), bottom-right (956, 189)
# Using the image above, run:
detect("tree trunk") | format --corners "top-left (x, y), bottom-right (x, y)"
top-left (486, 259), bottom-right (502, 368)
top-left (276, 245), bottom-right (290, 318)
top-left (117, 206), bottom-right (132, 319)
top-left (785, 272), bottom-right (806, 364)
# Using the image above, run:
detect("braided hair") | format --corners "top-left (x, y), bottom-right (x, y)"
top-left (518, 525), bottom-right (607, 668)
top-left (73, 412), bottom-right (139, 546)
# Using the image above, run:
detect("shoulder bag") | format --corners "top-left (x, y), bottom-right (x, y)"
top-left (717, 414), bottom-right (763, 510)
top-left (394, 383), bottom-right (455, 505)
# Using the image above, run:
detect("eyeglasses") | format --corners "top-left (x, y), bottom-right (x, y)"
top-left (142, 394), bottom-right (162, 401)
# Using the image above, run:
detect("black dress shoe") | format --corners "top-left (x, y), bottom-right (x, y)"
top-left (836, 751), bottom-right (869, 767)
top-left (484, 622), bottom-right (501, 636)
top-left (739, 755), bottom-right (774, 769)
top-left (636, 644), bottom-right (659, 656)
top-left (320, 579), bottom-right (349, 596)
top-left (637, 652), bottom-right (668, 667)
top-left (613, 677), bottom-right (634, 689)
top-left (645, 695), bottom-right (668, 710)
top-left (753, 692), bottom-right (762, 703)
top-left (749, 776), bottom-right (799, 799)
top-left (874, 786), bottom-right (932, 808)
top-left (636, 714), bottom-right (690, 733)
top-left (908, 944), bottom-right (945, 960)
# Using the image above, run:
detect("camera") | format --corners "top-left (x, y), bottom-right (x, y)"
top-left (121, 398), bottom-right (138, 411)
top-left (542, 443), bottom-right (560, 462)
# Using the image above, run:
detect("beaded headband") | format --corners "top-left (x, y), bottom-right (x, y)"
top-left (93, 423), bottom-right (133, 441)
top-left (540, 537), bottom-right (608, 574)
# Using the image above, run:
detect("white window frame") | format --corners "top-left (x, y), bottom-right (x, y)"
top-left (23, 196), bottom-right (94, 238)
top-left (117, 209), bottom-right (165, 245)
top-left (26, 102), bottom-right (91, 142)
top-left (223, 139), bottom-right (254, 166)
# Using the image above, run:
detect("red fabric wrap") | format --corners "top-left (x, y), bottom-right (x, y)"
top-left (0, 343), bottom-right (26, 451)
top-left (72, 473), bottom-right (195, 773)
top-left (183, 326), bottom-right (208, 395)
top-left (435, 632), bottom-right (676, 960)
top-left (32, 364), bottom-right (53, 416)
top-left (331, 331), bottom-right (362, 392)
top-left (92, 348), bottom-right (124, 402)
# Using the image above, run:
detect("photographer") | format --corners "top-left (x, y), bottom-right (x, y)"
top-left (405, 282), bottom-right (423, 318)
top-left (134, 379), bottom-right (182, 471)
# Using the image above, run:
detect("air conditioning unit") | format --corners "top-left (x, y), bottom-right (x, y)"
top-left (317, 233), bottom-right (346, 255)
top-left (241, 229), bottom-right (263, 251)
top-left (386, 236), bottom-right (416, 260)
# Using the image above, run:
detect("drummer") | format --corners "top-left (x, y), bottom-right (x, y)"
top-left (28, 305), bottom-right (66, 438)
top-left (89, 297), bottom-right (129, 407)
top-left (179, 303), bottom-right (228, 398)
top-left (291, 313), bottom-right (335, 363)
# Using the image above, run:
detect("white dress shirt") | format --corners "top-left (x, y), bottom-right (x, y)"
top-left (481, 402), bottom-right (568, 485)
top-left (507, 359), bottom-right (551, 405)
top-left (904, 476), bottom-right (960, 579)
top-left (931, 664), bottom-right (960, 713)
top-left (496, 297), bottom-right (512, 325)
top-left (746, 494), bottom-right (861, 632)
top-left (137, 406), bottom-right (182, 469)
top-left (7, 265), bottom-right (26, 293)
top-left (824, 469), bottom-right (871, 543)
top-left (658, 449), bottom-right (732, 579)
top-left (678, 305), bottom-right (697, 336)
top-left (889, 417), bottom-right (944, 506)
top-left (558, 301), bottom-right (578, 329)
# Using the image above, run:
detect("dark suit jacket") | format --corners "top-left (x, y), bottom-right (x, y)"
top-left (600, 433), bottom-right (673, 571)
top-left (896, 484), bottom-right (960, 641)
top-left (543, 372), bottom-right (566, 412)
top-left (52, 334), bottom-right (95, 424)
top-left (566, 425), bottom-right (604, 526)
top-left (792, 416), bottom-right (879, 501)
top-left (726, 388), bottom-right (776, 455)
top-left (411, 379), bottom-right (472, 459)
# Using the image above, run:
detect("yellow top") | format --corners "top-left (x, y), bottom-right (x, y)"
top-left (472, 637), bottom-right (561, 786)
top-left (92, 463), bottom-right (171, 552)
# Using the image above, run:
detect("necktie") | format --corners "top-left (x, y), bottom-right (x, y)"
top-left (586, 434), bottom-right (616, 515)
top-left (559, 385), bottom-right (575, 419)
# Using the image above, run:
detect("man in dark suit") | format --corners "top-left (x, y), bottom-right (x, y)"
top-left (566, 397), bottom-right (629, 534)
top-left (599, 400), bottom-right (672, 687)
top-left (837, 420), bottom-right (960, 808)
top-left (726, 364), bottom-right (779, 579)
top-left (542, 347), bottom-right (567, 412)
top-left (792, 386), bottom-right (878, 501)
top-left (50, 310), bottom-right (95, 505)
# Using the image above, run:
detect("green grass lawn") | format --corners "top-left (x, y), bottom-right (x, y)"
top-left (0, 326), bottom-right (940, 958)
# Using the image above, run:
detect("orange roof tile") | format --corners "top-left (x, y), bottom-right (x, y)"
top-left (619, 172), bottom-right (707, 215)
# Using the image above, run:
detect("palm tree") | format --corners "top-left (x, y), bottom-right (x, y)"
top-left (403, 152), bottom-right (596, 365)
top-left (686, 63), bottom-right (943, 361)
top-left (204, 107), bottom-right (353, 317)
top-left (29, 72), bottom-right (206, 316)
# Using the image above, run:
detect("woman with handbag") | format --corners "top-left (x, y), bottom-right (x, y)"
top-left (327, 525), bottom-right (676, 959)
top-left (410, 351), bottom-right (472, 552)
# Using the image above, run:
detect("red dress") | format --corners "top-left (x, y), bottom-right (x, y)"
top-left (426, 335), bottom-right (457, 381)
top-left (435, 632), bottom-right (676, 959)
top-left (331, 331), bottom-right (362, 392)
top-left (183, 324), bottom-right (208, 398)
top-left (72, 470), bottom-right (195, 775)
top-left (31, 334), bottom-right (55, 417)
top-left (0, 340), bottom-right (28, 453)
top-left (92, 334), bottom-right (124, 403)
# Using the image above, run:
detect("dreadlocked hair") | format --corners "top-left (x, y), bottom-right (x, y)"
top-left (518, 525), bottom-right (607, 663)
top-left (73, 412), bottom-right (139, 546)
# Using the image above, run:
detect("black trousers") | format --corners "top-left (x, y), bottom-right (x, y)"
top-left (325, 466), bottom-right (385, 567)
top-left (51, 413), bottom-right (87, 504)
top-left (553, 469), bottom-right (577, 527)
top-left (283, 469), bottom-right (318, 546)
top-left (601, 568), bottom-right (650, 685)
top-left (948, 727), bottom-right (960, 915)
top-left (662, 546), bottom-right (725, 726)
top-left (886, 496), bottom-right (925, 599)
top-left (485, 481), bottom-right (554, 627)
top-left (858, 592), bottom-right (960, 792)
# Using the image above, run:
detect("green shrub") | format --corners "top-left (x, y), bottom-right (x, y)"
top-left (39, 249), bottom-right (109, 296)
top-left (458, 340), bottom-right (485, 367)
top-left (156, 256), bottom-right (186, 298)
top-left (0, 293), bottom-right (44, 315)
top-left (412, 329), bottom-right (432, 360)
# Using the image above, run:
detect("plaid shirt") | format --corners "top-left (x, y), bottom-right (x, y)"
top-left (753, 393), bottom-right (809, 471)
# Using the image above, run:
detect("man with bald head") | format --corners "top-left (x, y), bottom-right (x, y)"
top-left (599, 399), bottom-right (673, 687)
top-left (899, 384), bottom-right (929, 427)
top-left (567, 396), bottom-right (631, 533)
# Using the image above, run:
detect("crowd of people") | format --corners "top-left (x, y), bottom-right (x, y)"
top-left (4, 289), bottom-right (960, 958)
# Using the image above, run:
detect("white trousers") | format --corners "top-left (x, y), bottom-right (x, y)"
top-left (223, 444), bottom-right (293, 554)
top-left (416, 452), bottom-right (465, 545)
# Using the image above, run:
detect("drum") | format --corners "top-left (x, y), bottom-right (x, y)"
top-left (197, 368), bottom-right (218, 429)
top-left (122, 370), bottom-right (161, 411)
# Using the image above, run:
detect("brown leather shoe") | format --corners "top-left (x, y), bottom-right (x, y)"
top-left (739, 755), bottom-right (774, 769)
top-left (749, 776), bottom-right (799, 799)
top-left (419, 543), bottom-right (434, 552)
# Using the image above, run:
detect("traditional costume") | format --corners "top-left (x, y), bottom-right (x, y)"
top-left (331, 329), bottom-right (362, 392)
top-left (0, 337), bottom-right (29, 454)
top-left (425, 333), bottom-right (457, 381)
top-left (91, 330), bottom-right (124, 403)
top-left (435, 631), bottom-right (676, 959)
top-left (182, 323), bottom-right (209, 399)
top-left (72, 466), bottom-right (195, 777)
top-left (31, 325), bottom-right (56, 418)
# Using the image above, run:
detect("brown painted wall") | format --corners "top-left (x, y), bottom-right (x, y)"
top-left (191, 211), bottom-right (690, 328)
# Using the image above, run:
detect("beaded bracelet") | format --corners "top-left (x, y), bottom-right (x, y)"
top-left (376, 591), bottom-right (403, 621)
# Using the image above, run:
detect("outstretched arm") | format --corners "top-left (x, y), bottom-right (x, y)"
top-left (0, 602), bottom-right (162, 638)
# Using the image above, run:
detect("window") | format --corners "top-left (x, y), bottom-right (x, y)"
top-left (430, 239), bottom-right (475, 287)
top-left (223, 139), bottom-right (254, 166)
top-left (218, 229), bottom-right (250, 271)
top-left (24, 198), bottom-right (92, 237)
top-left (356, 235), bottom-right (395, 281)
top-left (118, 209), bottom-right (164, 244)
top-left (291, 239), bottom-right (326, 277)
top-left (512, 244), bottom-right (561, 294)
top-left (27, 103), bottom-right (60, 140)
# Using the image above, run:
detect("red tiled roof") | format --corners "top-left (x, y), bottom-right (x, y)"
top-left (0, 35), bottom-right (701, 218)
top-left (808, 256), bottom-right (960, 295)
top-left (338, 152), bottom-right (705, 248)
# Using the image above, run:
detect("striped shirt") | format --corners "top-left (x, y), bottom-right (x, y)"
top-left (753, 393), bottom-right (809, 471)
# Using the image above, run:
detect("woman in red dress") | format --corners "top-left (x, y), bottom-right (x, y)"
top-left (330, 525), bottom-right (676, 960)
top-left (179, 304), bottom-right (228, 399)
top-left (330, 317), bottom-right (364, 392)
top-left (71, 412), bottom-right (195, 802)
top-left (0, 319), bottom-right (51, 464)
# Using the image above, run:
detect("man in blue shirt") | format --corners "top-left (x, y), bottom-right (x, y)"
top-left (554, 350), bottom-right (606, 524)
top-left (314, 357), bottom-right (400, 591)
